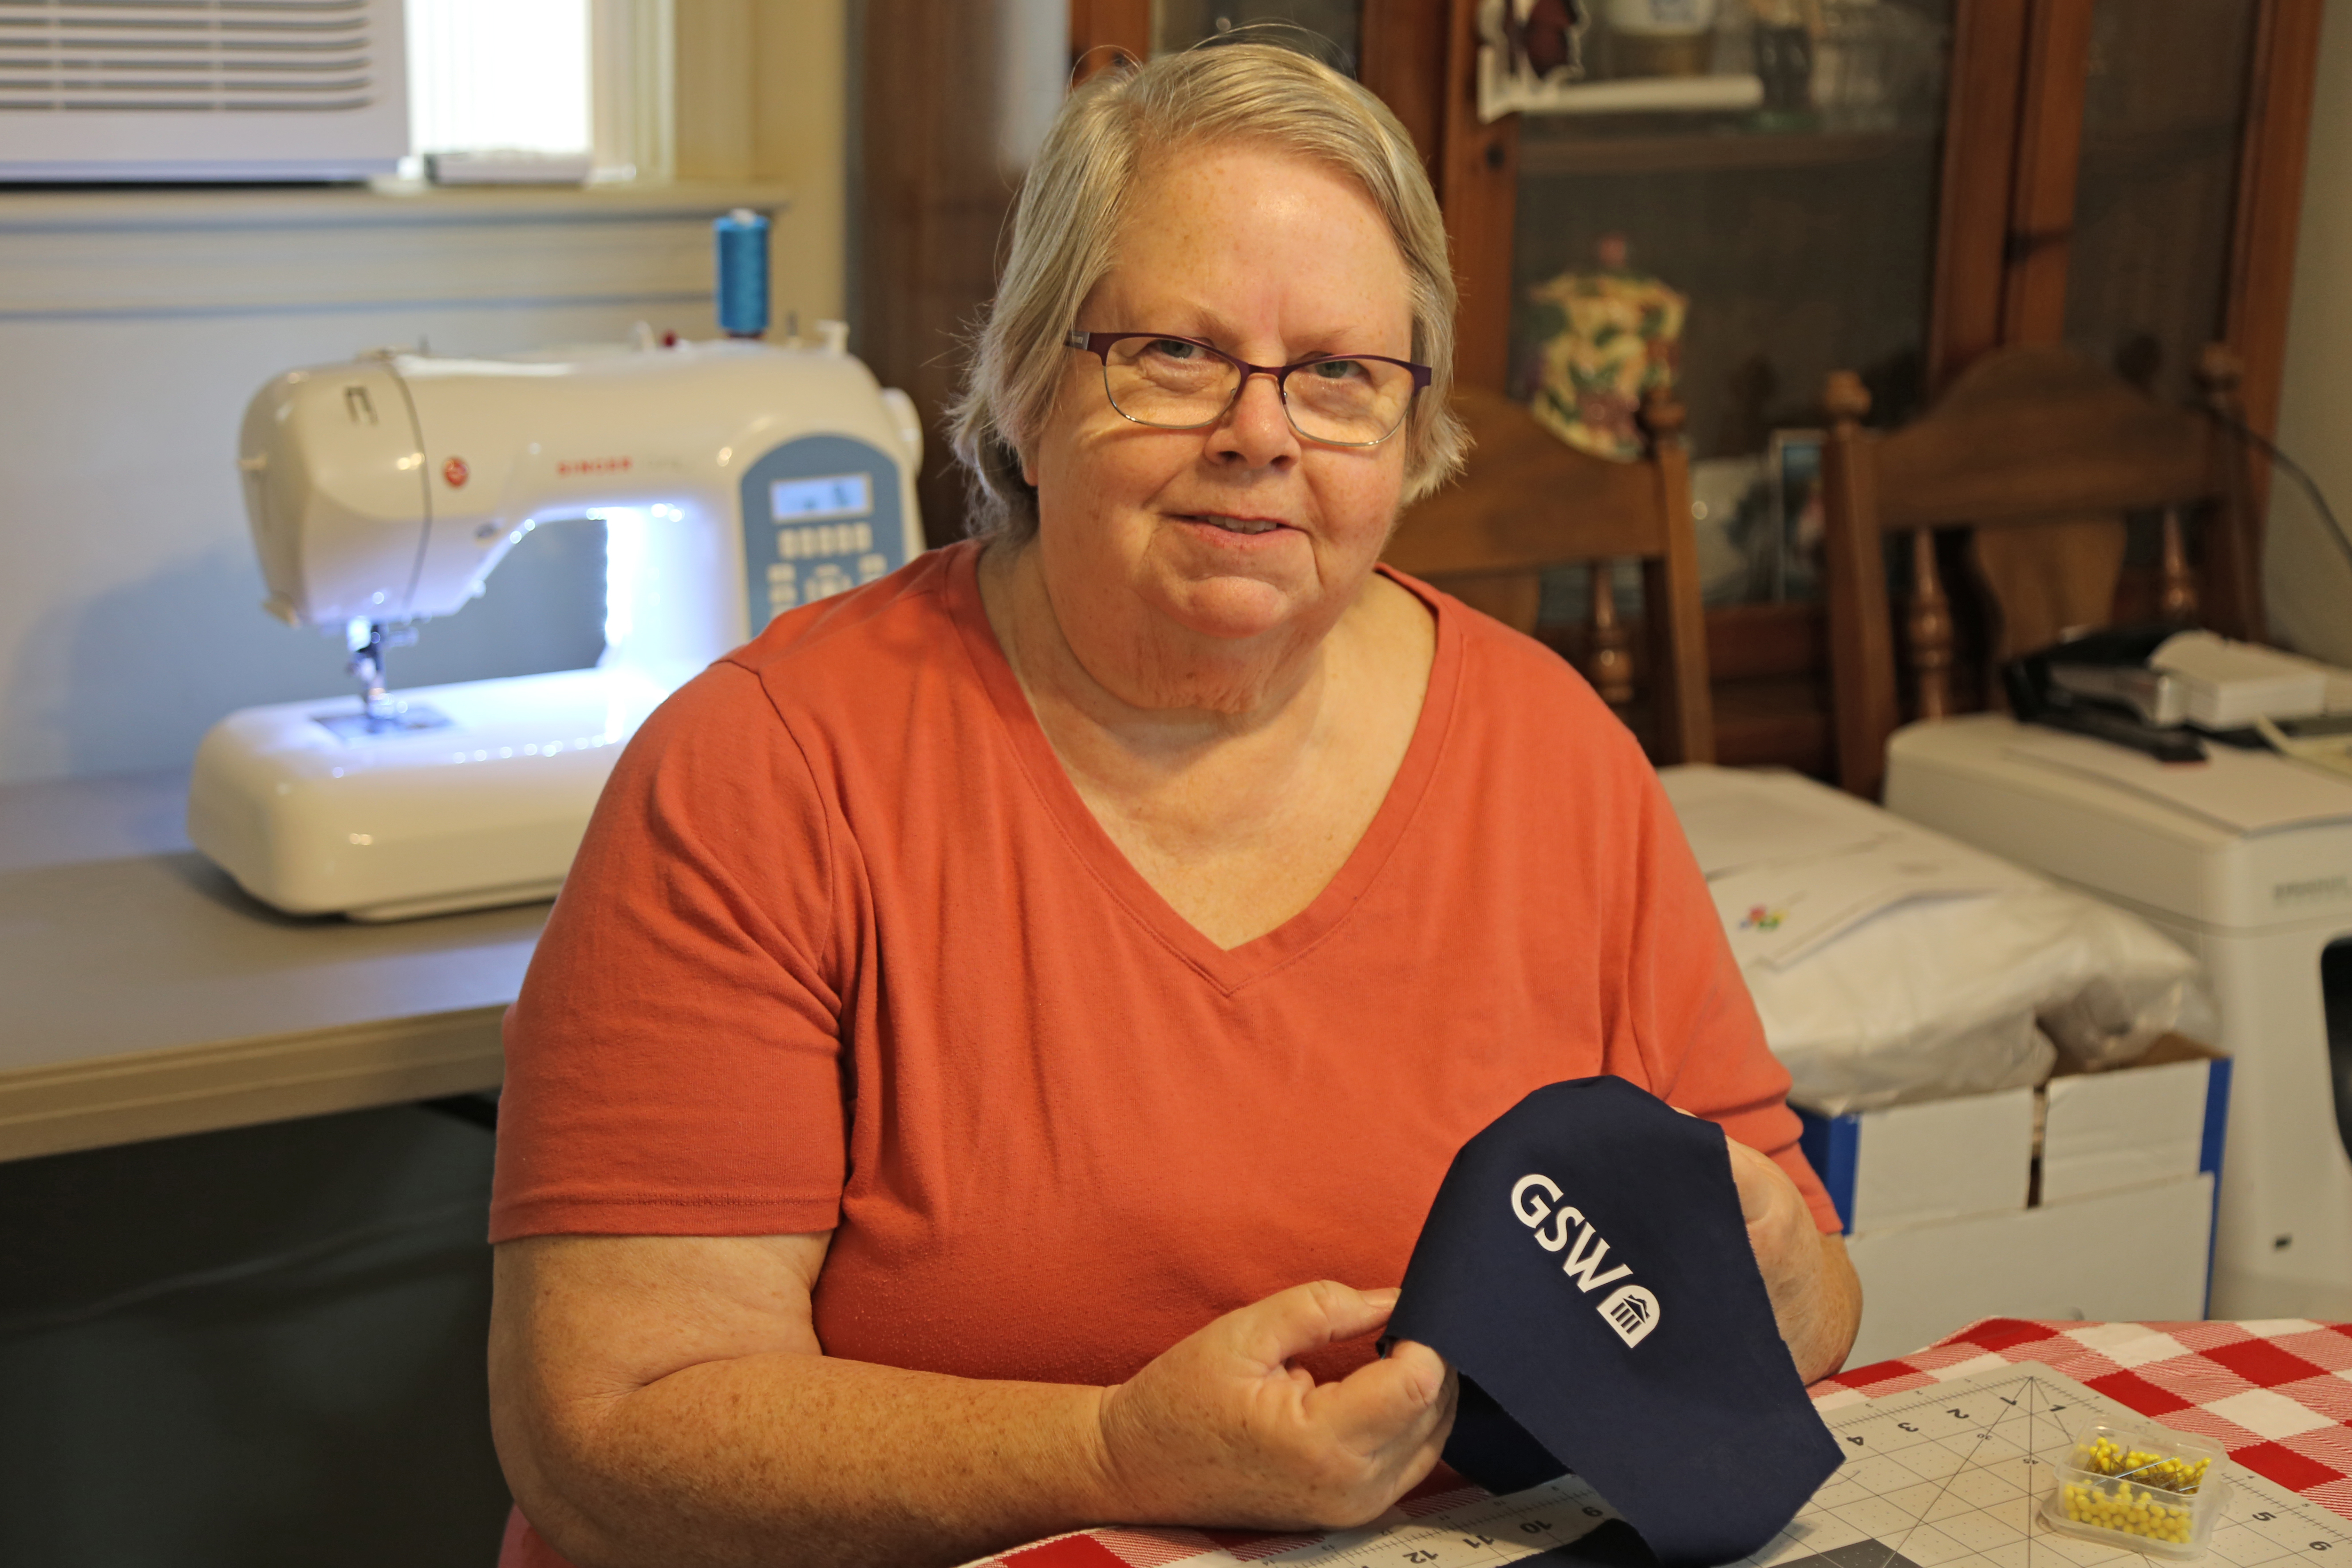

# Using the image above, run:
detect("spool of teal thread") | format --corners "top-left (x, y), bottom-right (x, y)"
top-left (715, 208), bottom-right (770, 339)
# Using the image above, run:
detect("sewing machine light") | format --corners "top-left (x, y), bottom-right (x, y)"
top-left (592, 506), bottom-right (646, 653)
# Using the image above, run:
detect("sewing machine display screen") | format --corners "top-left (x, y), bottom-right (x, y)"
top-left (771, 474), bottom-right (872, 521)
top-left (740, 435), bottom-right (909, 632)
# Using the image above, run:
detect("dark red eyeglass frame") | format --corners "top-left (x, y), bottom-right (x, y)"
top-left (1063, 331), bottom-right (1432, 445)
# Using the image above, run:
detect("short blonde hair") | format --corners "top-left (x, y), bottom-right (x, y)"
top-left (949, 43), bottom-right (1467, 542)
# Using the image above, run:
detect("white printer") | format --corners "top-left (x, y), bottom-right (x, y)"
top-left (1887, 714), bottom-right (2352, 1319)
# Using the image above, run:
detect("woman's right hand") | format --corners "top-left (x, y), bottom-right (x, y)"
top-left (1092, 1281), bottom-right (1457, 1530)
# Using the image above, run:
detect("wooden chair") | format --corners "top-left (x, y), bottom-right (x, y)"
top-left (1817, 344), bottom-right (2262, 800)
top-left (1381, 384), bottom-right (1716, 765)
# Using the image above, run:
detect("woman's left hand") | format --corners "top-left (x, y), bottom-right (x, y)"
top-left (1724, 1139), bottom-right (1861, 1383)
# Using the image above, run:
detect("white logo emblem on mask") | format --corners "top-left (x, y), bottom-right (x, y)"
top-left (1510, 1173), bottom-right (1661, 1347)
top-left (1597, 1283), bottom-right (1661, 1347)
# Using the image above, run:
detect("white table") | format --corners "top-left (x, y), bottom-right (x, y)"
top-left (0, 771), bottom-right (543, 1161)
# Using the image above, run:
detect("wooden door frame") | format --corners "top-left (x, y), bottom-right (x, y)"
top-left (1926, 0), bottom-right (2032, 389)
top-left (2224, 0), bottom-right (2324, 509)
top-left (1994, 0), bottom-right (2097, 344)
top-left (1432, 0), bottom-right (1518, 392)
top-left (1361, 0), bottom-right (1452, 182)
top-left (1069, 0), bottom-right (1149, 74)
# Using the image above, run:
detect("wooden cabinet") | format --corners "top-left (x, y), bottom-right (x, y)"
top-left (859, 0), bottom-right (2320, 771)
top-left (1417, 1), bottom-right (2314, 422)
top-left (1417, 0), bottom-right (2317, 769)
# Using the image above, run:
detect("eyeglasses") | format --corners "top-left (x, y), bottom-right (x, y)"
top-left (1065, 331), bottom-right (1430, 448)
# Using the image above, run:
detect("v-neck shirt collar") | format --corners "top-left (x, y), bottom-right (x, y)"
top-left (943, 539), bottom-right (1463, 994)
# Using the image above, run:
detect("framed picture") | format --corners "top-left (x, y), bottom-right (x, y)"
top-left (1476, 0), bottom-right (1770, 122)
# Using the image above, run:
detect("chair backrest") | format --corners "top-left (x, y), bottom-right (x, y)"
top-left (1817, 343), bottom-right (2261, 798)
top-left (1381, 384), bottom-right (1716, 765)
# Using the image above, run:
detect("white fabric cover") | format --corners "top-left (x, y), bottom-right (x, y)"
top-left (1658, 765), bottom-right (2201, 1115)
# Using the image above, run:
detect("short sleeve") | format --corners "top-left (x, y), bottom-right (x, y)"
top-left (1623, 763), bottom-right (1844, 1235)
top-left (489, 661), bottom-right (851, 1242)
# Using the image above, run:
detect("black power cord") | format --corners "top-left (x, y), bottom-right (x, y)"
top-left (2196, 402), bottom-right (2352, 575)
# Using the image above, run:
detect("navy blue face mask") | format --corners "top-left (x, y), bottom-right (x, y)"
top-left (1386, 1077), bottom-right (1841, 1568)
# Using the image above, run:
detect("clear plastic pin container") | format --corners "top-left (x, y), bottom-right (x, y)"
top-left (2042, 1422), bottom-right (2230, 1557)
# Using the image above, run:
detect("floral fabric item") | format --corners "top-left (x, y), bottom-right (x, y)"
top-left (1525, 244), bottom-right (1687, 463)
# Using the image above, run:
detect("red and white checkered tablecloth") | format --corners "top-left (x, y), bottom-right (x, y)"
top-left (975, 1319), bottom-right (2352, 1567)
top-left (1814, 1316), bottom-right (2352, 1519)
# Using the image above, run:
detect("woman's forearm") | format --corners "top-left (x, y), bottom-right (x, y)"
top-left (497, 1344), bottom-right (1119, 1568)
top-left (491, 1234), bottom-right (1123, 1568)
top-left (491, 1238), bottom-right (1449, 1568)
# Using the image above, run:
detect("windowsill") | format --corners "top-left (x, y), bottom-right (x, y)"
top-left (0, 179), bottom-right (798, 320)
top-left (0, 178), bottom-right (794, 234)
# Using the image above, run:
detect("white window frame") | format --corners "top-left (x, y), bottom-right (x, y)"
top-left (405, 0), bottom-right (672, 182)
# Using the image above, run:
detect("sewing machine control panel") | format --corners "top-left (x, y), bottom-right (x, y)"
top-left (739, 434), bottom-right (911, 632)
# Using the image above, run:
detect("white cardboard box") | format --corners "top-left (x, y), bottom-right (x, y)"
top-left (1796, 1087), bottom-right (2036, 1234)
top-left (1803, 1036), bottom-right (2234, 1368)
top-left (2041, 1036), bottom-right (2231, 1206)
top-left (1796, 1036), bottom-right (2230, 1233)
top-left (1843, 1172), bottom-right (2215, 1367)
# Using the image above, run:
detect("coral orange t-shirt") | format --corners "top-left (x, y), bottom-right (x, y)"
top-left (489, 533), bottom-right (1835, 1432)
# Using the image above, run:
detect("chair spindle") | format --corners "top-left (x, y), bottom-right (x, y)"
top-left (1586, 559), bottom-right (1635, 707)
top-left (1634, 384), bottom-right (1713, 764)
top-left (1906, 527), bottom-right (1952, 721)
top-left (1820, 370), bottom-right (1899, 799)
top-left (2157, 507), bottom-right (2199, 624)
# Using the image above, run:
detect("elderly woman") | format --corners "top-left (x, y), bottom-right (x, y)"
top-left (487, 43), bottom-right (1859, 1568)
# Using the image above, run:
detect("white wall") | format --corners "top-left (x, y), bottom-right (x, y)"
top-left (0, 17), bottom-right (846, 788)
top-left (748, 1), bottom-right (848, 336)
top-left (2266, 0), bottom-right (2352, 665)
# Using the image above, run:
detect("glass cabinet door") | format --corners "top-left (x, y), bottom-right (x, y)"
top-left (1508, 0), bottom-right (1955, 611)
top-left (2061, 0), bottom-right (2258, 405)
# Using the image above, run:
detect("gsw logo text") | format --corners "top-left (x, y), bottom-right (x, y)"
top-left (1511, 1173), bottom-right (1661, 1347)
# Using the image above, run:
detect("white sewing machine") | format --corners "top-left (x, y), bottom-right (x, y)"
top-left (188, 328), bottom-right (924, 920)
